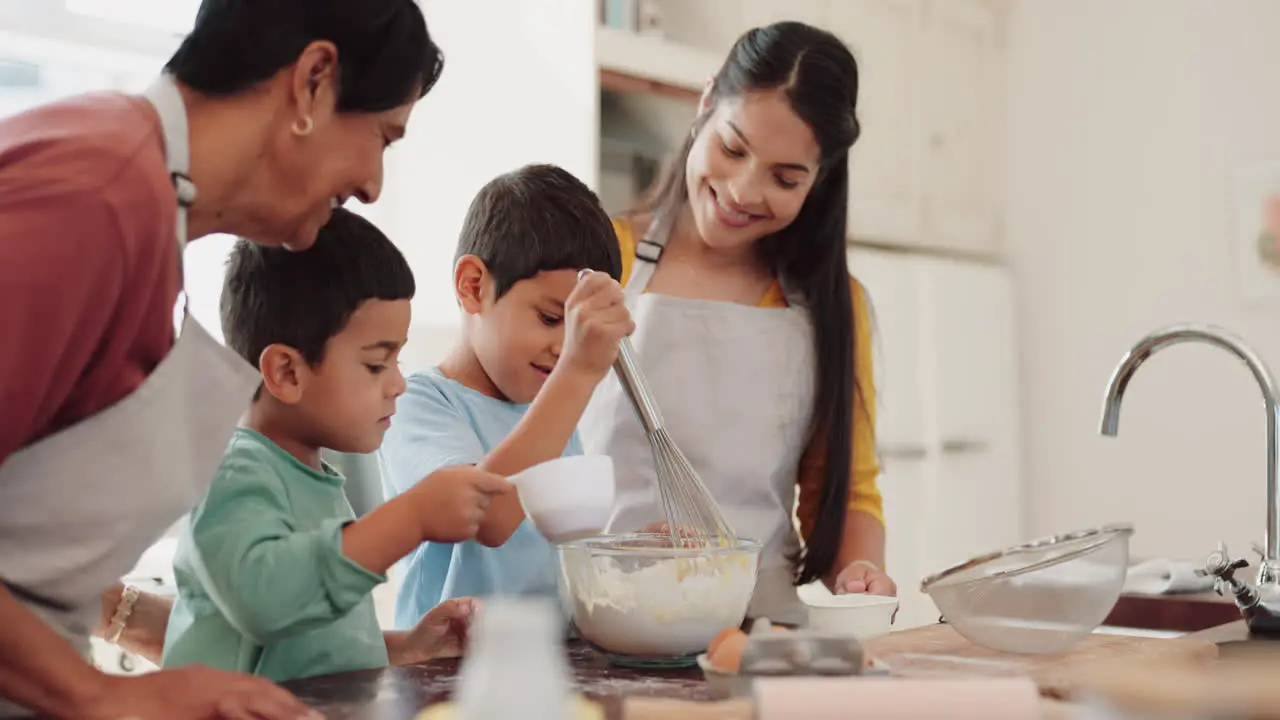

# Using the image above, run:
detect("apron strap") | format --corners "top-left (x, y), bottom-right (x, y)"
top-left (143, 73), bottom-right (197, 250)
top-left (624, 211), bottom-right (677, 298)
top-left (627, 212), bottom-right (808, 310)
top-left (143, 73), bottom-right (199, 326)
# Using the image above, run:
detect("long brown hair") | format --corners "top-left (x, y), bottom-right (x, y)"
top-left (635, 22), bottom-right (864, 585)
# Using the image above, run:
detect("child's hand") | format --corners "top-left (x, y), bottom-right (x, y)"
top-left (411, 465), bottom-right (512, 542)
top-left (560, 269), bottom-right (635, 380)
top-left (406, 597), bottom-right (479, 662)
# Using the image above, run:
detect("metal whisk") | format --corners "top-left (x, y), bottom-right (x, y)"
top-left (613, 337), bottom-right (737, 549)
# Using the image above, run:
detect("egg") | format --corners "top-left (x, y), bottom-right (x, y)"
top-left (709, 629), bottom-right (748, 673)
top-left (707, 626), bottom-right (741, 658)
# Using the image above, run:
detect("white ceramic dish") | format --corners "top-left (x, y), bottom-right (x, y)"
top-left (798, 583), bottom-right (899, 638)
top-left (510, 455), bottom-right (615, 543)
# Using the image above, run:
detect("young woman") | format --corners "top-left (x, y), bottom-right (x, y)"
top-left (581, 21), bottom-right (895, 627)
top-left (0, 2), bottom-right (477, 718)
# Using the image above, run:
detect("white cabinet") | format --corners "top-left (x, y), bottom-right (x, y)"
top-left (918, 0), bottom-right (1008, 254)
top-left (853, 248), bottom-right (1022, 629)
top-left (919, 256), bottom-right (1021, 562)
top-left (850, 249), bottom-right (925, 451)
top-left (877, 454), bottom-right (934, 628)
top-left (828, 0), bottom-right (1009, 256)
top-left (832, 0), bottom-right (925, 245)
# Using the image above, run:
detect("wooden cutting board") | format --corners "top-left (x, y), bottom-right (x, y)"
top-left (862, 623), bottom-right (1219, 699)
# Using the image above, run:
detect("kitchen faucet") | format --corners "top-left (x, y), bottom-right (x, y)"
top-left (1099, 323), bottom-right (1280, 635)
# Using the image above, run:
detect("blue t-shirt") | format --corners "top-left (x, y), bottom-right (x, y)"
top-left (378, 367), bottom-right (582, 629)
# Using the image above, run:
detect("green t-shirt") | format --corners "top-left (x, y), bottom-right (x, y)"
top-left (162, 428), bottom-right (388, 682)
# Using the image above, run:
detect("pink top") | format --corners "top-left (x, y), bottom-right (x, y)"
top-left (0, 92), bottom-right (180, 463)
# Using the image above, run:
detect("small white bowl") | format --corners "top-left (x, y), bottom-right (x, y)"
top-left (510, 455), bottom-right (615, 543)
top-left (799, 583), bottom-right (899, 638)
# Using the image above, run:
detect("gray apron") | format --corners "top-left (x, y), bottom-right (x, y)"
top-left (0, 74), bottom-right (261, 717)
top-left (578, 217), bottom-right (818, 626)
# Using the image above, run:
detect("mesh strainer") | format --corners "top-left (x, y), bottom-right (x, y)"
top-left (920, 523), bottom-right (1135, 654)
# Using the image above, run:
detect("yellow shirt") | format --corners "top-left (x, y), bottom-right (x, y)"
top-left (611, 219), bottom-right (884, 541)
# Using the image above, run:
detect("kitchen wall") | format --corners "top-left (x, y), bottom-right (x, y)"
top-left (1006, 0), bottom-right (1280, 559)
top-left (389, 0), bottom-right (598, 370)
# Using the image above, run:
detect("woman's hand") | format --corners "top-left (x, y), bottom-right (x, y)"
top-left (87, 666), bottom-right (320, 720)
top-left (398, 597), bottom-right (478, 664)
top-left (833, 560), bottom-right (897, 597)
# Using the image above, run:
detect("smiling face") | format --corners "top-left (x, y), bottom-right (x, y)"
top-left (465, 266), bottom-right (581, 404)
top-left (257, 103), bottom-right (414, 251)
top-left (232, 43), bottom-right (419, 251)
top-left (684, 89), bottom-right (823, 253)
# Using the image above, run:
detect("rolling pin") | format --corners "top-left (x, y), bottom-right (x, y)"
top-left (624, 677), bottom-right (1053, 720)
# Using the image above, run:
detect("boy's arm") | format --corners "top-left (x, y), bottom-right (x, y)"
top-left (462, 272), bottom-right (634, 547)
top-left (382, 631), bottom-right (410, 662)
top-left (381, 369), bottom-right (594, 549)
top-left (188, 455), bottom-right (387, 646)
top-left (382, 631), bottom-right (434, 666)
top-left (382, 596), bottom-right (475, 666)
top-left (383, 273), bottom-right (631, 549)
top-left (379, 380), bottom-right (490, 535)
top-left (472, 370), bottom-right (598, 546)
top-left (342, 465), bottom-right (507, 571)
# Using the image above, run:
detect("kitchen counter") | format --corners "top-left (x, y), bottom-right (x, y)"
top-left (284, 642), bottom-right (709, 720)
top-left (280, 619), bottom-right (1279, 719)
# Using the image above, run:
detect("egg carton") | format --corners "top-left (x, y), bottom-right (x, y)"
top-left (700, 619), bottom-right (890, 699)
top-left (738, 618), bottom-right (881, 678)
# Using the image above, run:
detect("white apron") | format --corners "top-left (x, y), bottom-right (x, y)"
top-left (0, 74), bottom-right (260, 717)
top-left (579, 220), bottom-right (817, 626)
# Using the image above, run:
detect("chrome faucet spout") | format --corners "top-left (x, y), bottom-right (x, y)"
top-left (1099, 323), bottom-right (1280, 634)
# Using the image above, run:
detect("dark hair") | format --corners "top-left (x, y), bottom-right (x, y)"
top-left (166, 0), bottom-right (443, 113)
top-left (221, 207), bottom-right (416, 370)
top-left (455, 163), bottom-right (622, 298)
top-left (640, 22), bottom-right (863, 586)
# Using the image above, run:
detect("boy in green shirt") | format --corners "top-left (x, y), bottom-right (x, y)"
top-left (162, 208), bottom-right (510, 682)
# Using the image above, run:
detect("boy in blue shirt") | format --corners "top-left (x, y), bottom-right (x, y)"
top-left (379, 164), bottom-right (632, 628)
top-left (163, 208), bottom-right (511, 682)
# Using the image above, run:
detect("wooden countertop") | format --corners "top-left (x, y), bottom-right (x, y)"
top-left (285, 622), bottom-right (1280, 719)
top-left (284, 642), bottom-right (709, 720)
top-left (276, 589), bottom-right (1280, 720)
